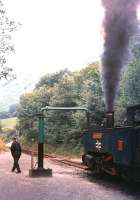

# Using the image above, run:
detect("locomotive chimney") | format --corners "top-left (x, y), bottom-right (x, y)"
top-left (106, 112), bottom-right (114, 128)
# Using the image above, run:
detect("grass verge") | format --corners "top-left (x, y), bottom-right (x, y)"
top-left (1, 117), bottom-right (17, 131)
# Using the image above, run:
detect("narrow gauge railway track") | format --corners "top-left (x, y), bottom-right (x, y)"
top-left (22, 149), bottom-right (88, 170)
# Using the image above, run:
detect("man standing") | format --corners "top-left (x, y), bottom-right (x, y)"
top-left (10, 137), bottom-right (21, 173)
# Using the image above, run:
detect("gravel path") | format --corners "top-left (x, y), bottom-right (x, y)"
top-left (0, 152), bottom-right (140, 200)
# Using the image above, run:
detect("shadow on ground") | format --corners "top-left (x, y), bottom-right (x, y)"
top-left (80, 171), bottom-right (140, 199)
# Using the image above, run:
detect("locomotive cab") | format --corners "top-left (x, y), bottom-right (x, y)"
top-left (127, 105), bottom-right (140, 126)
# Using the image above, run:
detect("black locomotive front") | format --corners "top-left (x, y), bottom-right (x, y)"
top-left (82, 105), bottom-right (140, 181)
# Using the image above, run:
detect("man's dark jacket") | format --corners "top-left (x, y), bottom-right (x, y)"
top-left (10, 141), bottom-right (22, 157)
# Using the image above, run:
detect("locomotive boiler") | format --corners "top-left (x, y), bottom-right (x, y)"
top-left (82, 105), bottom-right (140, 182)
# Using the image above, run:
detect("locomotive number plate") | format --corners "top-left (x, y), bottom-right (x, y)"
top-left (92, 132), bottom-right (102, 139)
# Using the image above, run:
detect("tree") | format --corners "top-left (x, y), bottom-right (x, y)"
top-left (74, 63), bottom-right (105, 127)
top-left (46, 72), bottom-right (79, 145)
top-left (36, 69), bottom-right (69, 88)
top-left (115, 43), bottom-right (140, 125)
top-left (124, 46), bottom-right (140, 105)
top-left (18, 62), bottom-right (105, 151)
top-left (0, 1), bottom-right (18, 80)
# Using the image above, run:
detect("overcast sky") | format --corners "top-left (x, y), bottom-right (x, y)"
top-left (1, 0), bottom-right (140, 110)
top-left (3, 0), bottom-right (104, 77)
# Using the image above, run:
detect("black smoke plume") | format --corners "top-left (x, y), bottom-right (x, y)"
top-left (101, 0), bottom-right (139, 112)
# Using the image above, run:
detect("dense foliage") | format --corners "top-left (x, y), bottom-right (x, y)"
top-left (17, 43), bottom-right (140, 153)
top-left (0, 1), bottom-right (18, 80)
top-left (18, 63), bottom-right (105, 151)
top-left (115, 43), bottom-right (140, 124)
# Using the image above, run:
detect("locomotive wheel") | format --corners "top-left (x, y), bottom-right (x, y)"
top-left (85, 155), bottom-right (97, 171)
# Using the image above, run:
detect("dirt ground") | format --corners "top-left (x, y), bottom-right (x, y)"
top-left (0, 151), bottom-right (140, 200)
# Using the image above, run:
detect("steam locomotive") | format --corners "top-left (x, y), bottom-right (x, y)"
top-left (82, 105), bottom-right (140, 181)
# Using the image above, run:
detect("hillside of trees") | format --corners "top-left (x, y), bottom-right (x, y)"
top-left (16, 44), bottom-right (140, 153)
top-left (17, 63), bottom-right (104, 152)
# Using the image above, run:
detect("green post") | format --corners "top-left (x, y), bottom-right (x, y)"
top-left (38, 113), bottom-right (45, 168)
top-left (38, 113), bottom-right (45, 143)
top-left (29, 112), bottom-right (52, 177)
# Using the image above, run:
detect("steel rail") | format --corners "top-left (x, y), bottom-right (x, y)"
top-left (22, 149), bottom-right (88, 170)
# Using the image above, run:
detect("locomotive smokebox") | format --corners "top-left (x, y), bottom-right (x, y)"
top-left (106, 112), bottom-right (114, 128)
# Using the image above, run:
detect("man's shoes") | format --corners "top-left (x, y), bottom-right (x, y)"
top-left (16, 171), bottom-right (21, 173)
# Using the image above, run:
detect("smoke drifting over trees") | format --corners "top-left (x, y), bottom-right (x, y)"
top-left (101, 0), bottom-right (139, 111)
